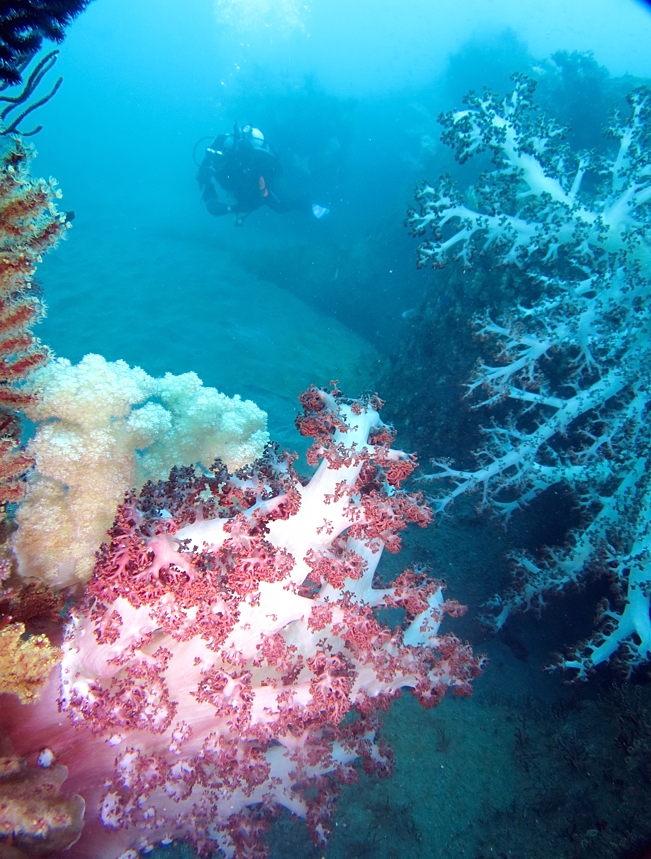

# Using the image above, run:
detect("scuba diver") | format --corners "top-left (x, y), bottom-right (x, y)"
top-left (197, 124), bottom-right (328, 226)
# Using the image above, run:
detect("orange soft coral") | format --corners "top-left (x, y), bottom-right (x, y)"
top-left (0, 137), bottom-right (69, 507)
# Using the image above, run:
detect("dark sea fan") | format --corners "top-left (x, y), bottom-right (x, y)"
top-left (0, 0), bottom-right (92, 86)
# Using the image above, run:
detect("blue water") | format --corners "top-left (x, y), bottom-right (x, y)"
top-left (8, 1), bottom-right (651, 857)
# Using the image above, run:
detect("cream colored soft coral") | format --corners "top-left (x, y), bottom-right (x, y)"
top-left (13, 354), bottom-right (268, 588)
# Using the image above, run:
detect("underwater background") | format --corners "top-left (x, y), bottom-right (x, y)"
top-left (10, 0), bottom-right (651, 856)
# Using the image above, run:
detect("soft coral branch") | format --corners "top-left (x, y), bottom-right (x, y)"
top-left (406, 74), bottom-right (651, 271)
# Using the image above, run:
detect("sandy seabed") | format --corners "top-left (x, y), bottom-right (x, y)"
top-left (37, 202), bottom-right (379, 452)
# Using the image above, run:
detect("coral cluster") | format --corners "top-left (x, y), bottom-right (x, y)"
top-left (13, 353), bottom-right (269, 589)
top-left (0, 754), bottom-right (85, 858)
top-left (0, 136), bottom-right (67, 858)
top-left (0, 621), bottom-right (59, 703)
top-left (0, 137), bottom-right (67, 507)
top-left (409, 75), bottom-right (651, 678)
top-left (3, 386), bottom-right (481, 858)
top-left (0, 556), bottom-right (64, 703)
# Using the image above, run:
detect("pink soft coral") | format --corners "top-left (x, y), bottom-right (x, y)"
top-left (2, 386), bottom-right (482, 859)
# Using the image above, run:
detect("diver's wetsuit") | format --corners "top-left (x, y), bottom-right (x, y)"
top-left (198, 127), bottom-right (305, 221)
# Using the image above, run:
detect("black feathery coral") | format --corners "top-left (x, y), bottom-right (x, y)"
top-left (0, 0), bottom-right (92, 86)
